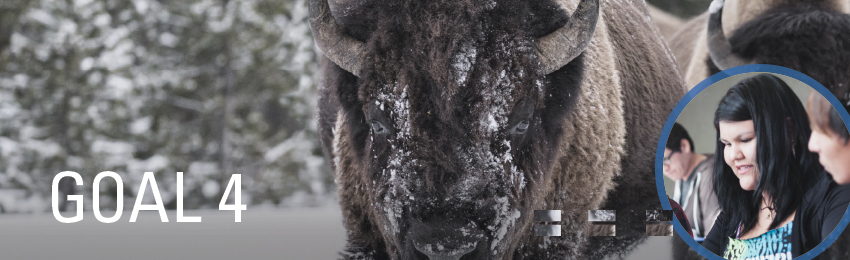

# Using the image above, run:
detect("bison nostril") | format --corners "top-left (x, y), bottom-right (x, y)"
top-left (414, 242), bottom-right (477, 260)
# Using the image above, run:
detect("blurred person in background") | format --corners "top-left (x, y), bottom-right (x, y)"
top-left (664, 123), bottom-right (720, 241)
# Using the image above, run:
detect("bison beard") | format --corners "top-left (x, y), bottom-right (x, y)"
top-left (315, 0), bottom-right (684, 259)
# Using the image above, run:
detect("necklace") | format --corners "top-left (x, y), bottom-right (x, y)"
top-left (762, 206), bottom-right (775, 219)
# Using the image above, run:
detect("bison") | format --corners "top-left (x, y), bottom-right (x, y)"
top-left (311, 0), bottom-right (684, 259)
top-left (668, 0), bottom-right (850, 105)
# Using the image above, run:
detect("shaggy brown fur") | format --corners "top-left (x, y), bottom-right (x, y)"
top-left (647, 5), bottom-right (685, 41)
top-left (316, 0), bottom-right (683, 259)
top-left (588, 224), bottom-right (616, 236)
top-left (645, 224), bottom-right (673, 236)
top-left (668, 0), bottom-right (850, 95)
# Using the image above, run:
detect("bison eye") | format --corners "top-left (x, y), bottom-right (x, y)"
top-left (511, 120), bottom-right (530, 135)
top-left (507, 99), bottom-right (534, 136)
top-left (370, 120), bottom-right (388, 135)
top-left (366, 100), bottom-right (393, 137)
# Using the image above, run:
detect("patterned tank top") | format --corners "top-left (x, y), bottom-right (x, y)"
top-left (723, 221), bottom-right (793, 260)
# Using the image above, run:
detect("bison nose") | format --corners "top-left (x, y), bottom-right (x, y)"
top-left (409, 217), bottom-right (484, 260)
top-left (414, 242), bottom-right (476, 260)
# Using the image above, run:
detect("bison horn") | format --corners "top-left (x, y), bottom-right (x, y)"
top-left (308, 0), bottom-right (366, 77)
top-left (706, 0), bottom-right (749, 70)
top-left (535, 0), bottom-right (599, 75)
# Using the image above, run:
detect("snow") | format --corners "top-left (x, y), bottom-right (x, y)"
top-left (106, 75), bottom-right (133, 97)
top-left (27, 9), bottom-right (56, 27)
top-left (416, 241), bottom-right (478, 257)
top-left (158, 32), bottom-right (178, 47)
top-left (92, 13), bottom-right (110, 27)
top-left (80, 57), bottom-right (94, 71)
top-left (206, 2), bottom-right (235, 32)
top-left (91, 140), bottom-right (136, 168)
top-left (0, 137), bottom-right (18, 158)
top-left (126, 155), bottom-right (170, 178)
top-left (23, 139), bottom-right (61, 158)
top-left (73, 0), bottom-right (94, 7)
top-left (91, 139), bottom-right (134, 154)
top-left (0, 207), bottom-right (346, 260)
top-left (103, 27), bottom-right (129, 48)
top-left (590, 210), bottom-right (616, 222)
top-left (709, 0), bottom-right (724, 14)
top-left (0, 189), bottom-right (47, 213)
top-left (202, 180), bottom-right (220, 198)
top-left (0, 0), bottom-right (328, 214)
top-left (452, 43), bottom-right (477, 86)
top-left (371, 83), bottom-right (419, 235)
top-left (486, 113), bottom-right (499, 132)
top-left (8, 33), bottom-right (28, 55)
top-left (491, 196), bottom-right (521, 250)
top-left (485, 0), bottom-right (497, 10)
top-left (264, 131), bottom-right (312, 162)
top-left (34, 45), bottom-right (49, 61)
top-left (129, 116), bottom-right (152, 134)
top-left (132, 0), bottom-right (149, 14)
top-left (99, 40), bottom-right (134, 70)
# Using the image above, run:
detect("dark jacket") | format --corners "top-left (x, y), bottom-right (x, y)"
top-left (703, 172), bottom-right (850, 257)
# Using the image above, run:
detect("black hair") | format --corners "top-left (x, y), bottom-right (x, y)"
top-left (712, 74), bottom-right (822, 234)
top-left (666, 122), bottom-right (695, 153)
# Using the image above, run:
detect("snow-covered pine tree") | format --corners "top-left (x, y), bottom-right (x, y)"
top-left (0, 0), bottom-right (331, 213)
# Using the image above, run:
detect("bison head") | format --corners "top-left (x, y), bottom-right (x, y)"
top-left (706, 0), bottom-right (850, 103)
top-left (312, 0), bottom-right (605, 259)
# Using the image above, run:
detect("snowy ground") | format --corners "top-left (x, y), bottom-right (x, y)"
top-left (617, 237), bottom-right (674, 260)
top-left (0, 205), bottom-right (675, 260)
top-left (0, 206), bottom-right (346, 260)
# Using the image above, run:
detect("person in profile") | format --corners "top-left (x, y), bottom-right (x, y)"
top-left (807, 92), bottom-right (850, 184)
top-left (663, 123), bottom-right (721, 241)
top-left (805, 92), bottom-right (850, 259)
top-left (702, 74), bottom-right (850, 259)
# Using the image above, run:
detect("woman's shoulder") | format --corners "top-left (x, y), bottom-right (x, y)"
top-left (711, 210), bottom-right (738, 235)
top-left (797, 170), bottom-right (850, 251)
top-left (703, 209), bottom-right (735, 255)
top-left (803, 171), bottom-right (850, 208)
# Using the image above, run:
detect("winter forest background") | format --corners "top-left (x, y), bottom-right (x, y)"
top-left (0, 0), bottom-right (709, 214)
top-left (0, 0), bottom-right (327, 213)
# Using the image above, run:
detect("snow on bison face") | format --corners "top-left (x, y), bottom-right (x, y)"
top-left (314, 0), bottom-right (603, 259)
top-left (359, 75), bottom-right (553, 259)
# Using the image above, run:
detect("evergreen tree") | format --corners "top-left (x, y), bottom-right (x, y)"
top-left (0, 0), bottom-right (330, 213)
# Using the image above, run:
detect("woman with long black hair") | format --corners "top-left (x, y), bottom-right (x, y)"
top-left (702, 74), bottom-right (850, 259)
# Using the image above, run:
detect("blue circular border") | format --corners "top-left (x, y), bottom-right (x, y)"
top-left (655, 64), bottom-right (850, 260)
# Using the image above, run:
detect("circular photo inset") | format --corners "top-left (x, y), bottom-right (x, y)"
top-left (656, 65), bottom-right (850, 260)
